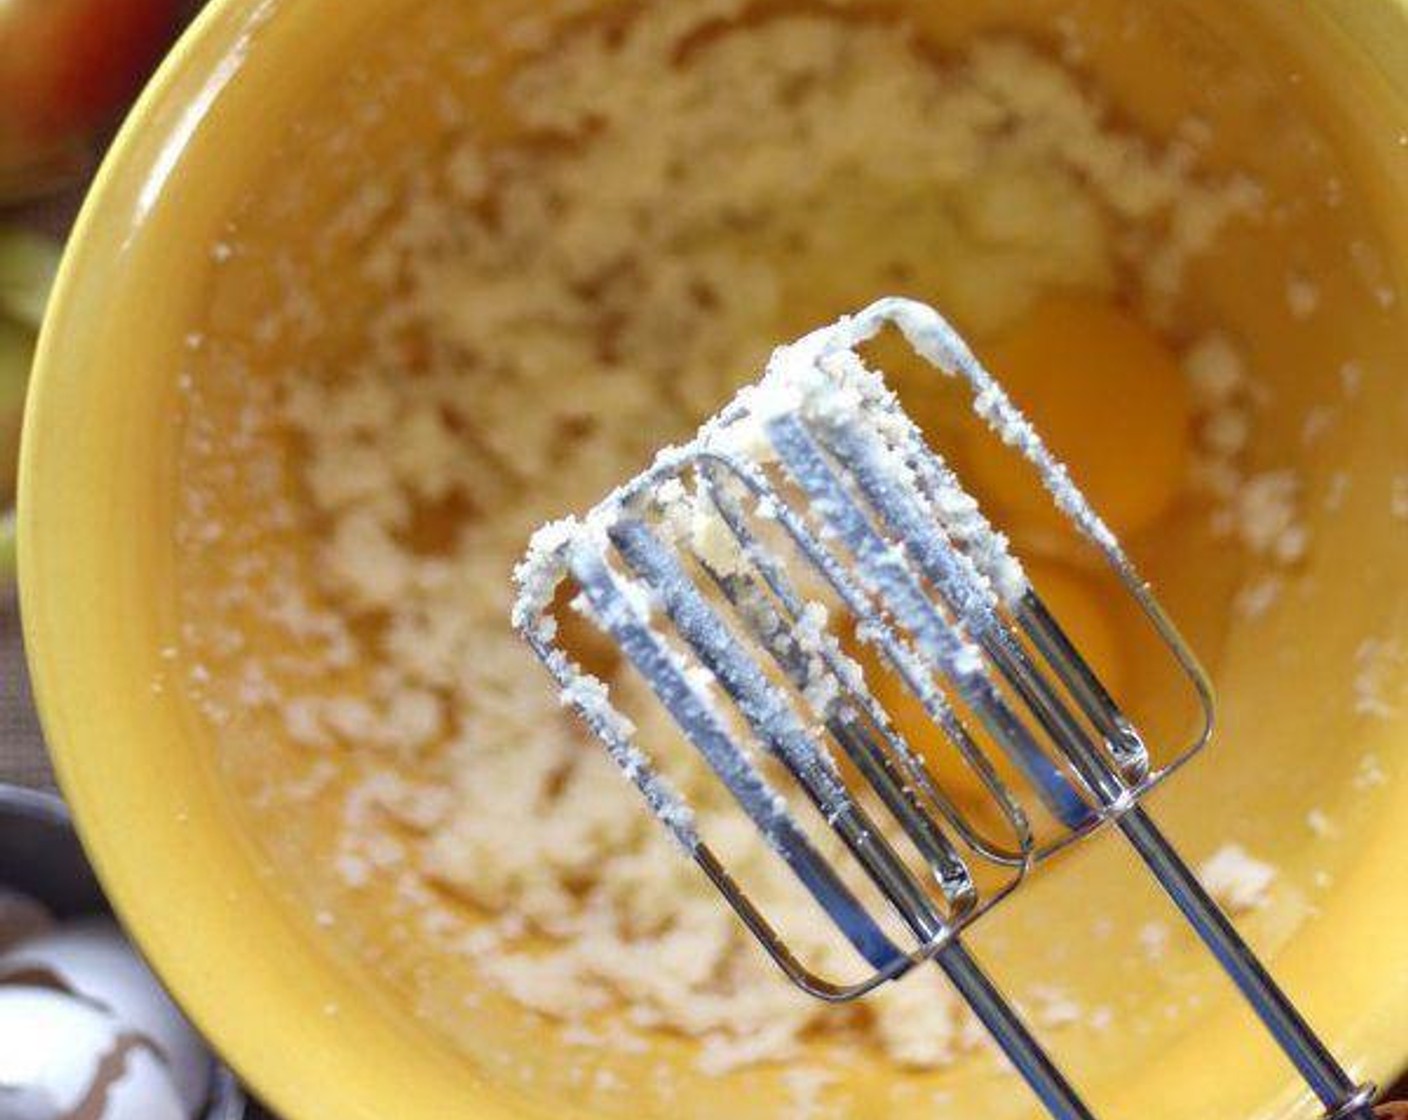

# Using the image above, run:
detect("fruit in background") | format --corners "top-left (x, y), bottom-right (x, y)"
top-left (0, 317), bottom-right (31, 500)
top-left (0, 229), bottom-right (62, 577)
top-left (0, 0), bottom-right (185, 200)
top-left (0, 229), bottom-right (61, 328)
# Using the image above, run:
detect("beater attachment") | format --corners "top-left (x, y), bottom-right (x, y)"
top-left (513, 298), bottom-right (1376, 1120)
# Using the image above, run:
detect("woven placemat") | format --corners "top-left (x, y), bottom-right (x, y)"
top-left (0, 589), bottom-right (52, 792)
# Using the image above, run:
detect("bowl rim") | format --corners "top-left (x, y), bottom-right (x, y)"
top-left (0, 781), bottom-right (69, 826)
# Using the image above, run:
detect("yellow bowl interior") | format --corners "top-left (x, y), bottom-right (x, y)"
top-left (19, 0), bottom-right (1408, 1118)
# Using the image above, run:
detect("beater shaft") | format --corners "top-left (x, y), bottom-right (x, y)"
top-left (936, 941), bottom-right (1096, 1120)
top-left (1118, 808), bottom-right (1376, 1120)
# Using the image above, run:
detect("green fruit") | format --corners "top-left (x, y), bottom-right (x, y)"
top-left (0, 228), bottom-right (61, 330)
top-left (0, 313), bottom-right (33, 413)
top-left (0, 315), bottom-right (35, 504)
top-left (0, 510), bottom-right (13, 582)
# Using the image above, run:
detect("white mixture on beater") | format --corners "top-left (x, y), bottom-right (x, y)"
top-left (174, 0), bottom-right (1298, 1079)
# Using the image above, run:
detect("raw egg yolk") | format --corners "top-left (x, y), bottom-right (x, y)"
top-left (861, 559), bottom-right (1125, 813)
top-left (552, 593), bottom-right (621, 679)
top-left (962, 296), bottom-right (1190, 544)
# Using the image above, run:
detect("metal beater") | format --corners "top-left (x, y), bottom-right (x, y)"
top-left (512, 298), bottom-right (1378, 1119)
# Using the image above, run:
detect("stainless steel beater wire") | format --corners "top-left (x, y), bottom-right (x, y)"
top-left (934, 940), bottom-right (1096, 1120)
top-left (817, 415), bottom-right (1117, 806)
top-left (608, 516), bottom-right (947, 942)
top-left (604, 519), bottom-right (1100, 1120)
top-left (567, 543), bottom-right (903, 970)
top-left (694, 453), bottom-right (1034, 866)
top-left (900, 437), bottom-right (1147, 775)
top-left (695, 471), bottom-right (996, 890)
top-left (762, 414), bottom-right (1094, 830)
top-left (812, 410), bottom-right (1375, 1117)
top-left (707, 563), bottom-right (978, 907)
top-left (1014, 592), bottom-right (1148, 779)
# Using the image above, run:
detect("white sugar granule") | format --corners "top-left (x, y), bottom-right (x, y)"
top-left (1324, 471), bottom-right (1351, 513)
top-left (1353, 637), bottom-right (1404, 721)
top-left (1301, 406), bottom-right (1335, 447)
top-left (1198, 844), bottom-right (1277, 913)
top-left (1352, 753), bottom-right (1387, 791)
top-left (1234, 471), bottom-right (1308, 565)
top-left (781, 1067), bottom-right (840, 1120)
top-left (1137, 921), bottom-right (1169, 961)
top-left (1285, 274), bottom-right (1320, 319)
top-left (1183, 333), bottom-right (1245, 405)
top-left (1233, 576), bottom-right (1284, 621)
top-left (1182, 333), bottom-right (1309, 618)
top-left (1029, 984), bottom-right (1084, 1028)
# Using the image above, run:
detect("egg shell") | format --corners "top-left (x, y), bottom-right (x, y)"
top-left (0, 986), bottom-right (186, 1120)
top-left (0, 917), bottom-right (212, 1113)
top-left (0, 887), bottom-right (52, 952)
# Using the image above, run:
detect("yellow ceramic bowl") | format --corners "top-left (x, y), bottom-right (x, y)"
top-left (18, 1), bottom-right (1408, 1118)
